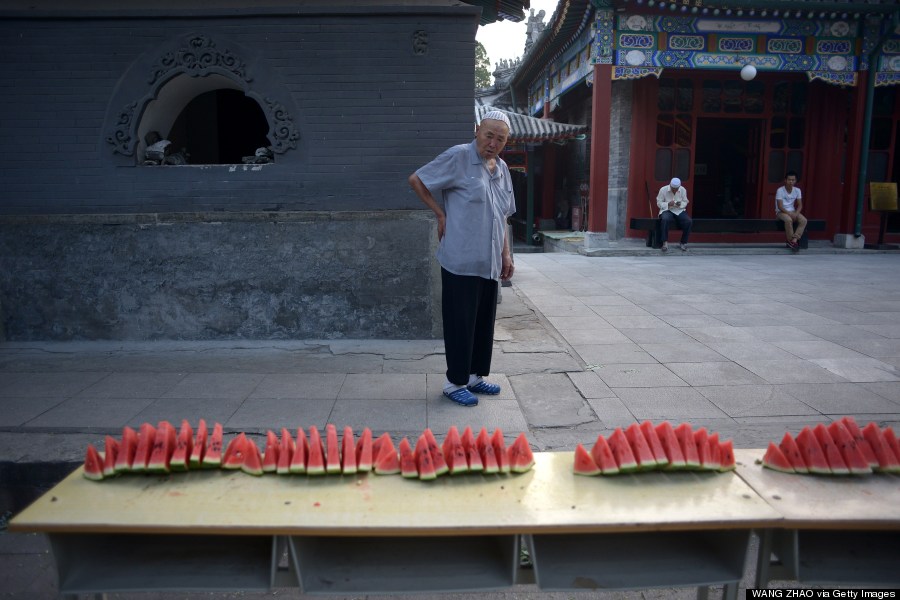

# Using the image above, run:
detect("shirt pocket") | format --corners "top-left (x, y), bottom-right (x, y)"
top-left (461, 176), bottom-right (486, 203)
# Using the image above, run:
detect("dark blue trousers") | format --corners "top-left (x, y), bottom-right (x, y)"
top-left (441, 267), bottom-right (498, 386)
top-left (659, 210), bottom-right (693, 245)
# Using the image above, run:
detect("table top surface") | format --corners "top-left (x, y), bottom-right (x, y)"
top-left (11, 451), bottom-right (781, 536)
top-left (733, 449), bottom-right (900, 529)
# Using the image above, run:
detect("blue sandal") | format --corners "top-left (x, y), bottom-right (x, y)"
top-left (444, 387), bottom-right (478, 406)
top-left (467, 380), bottom-right (501, 395)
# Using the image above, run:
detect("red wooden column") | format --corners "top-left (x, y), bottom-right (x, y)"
top-left (841, 70), bottom-right (868, 234)
top-left (588, 63), bottom-right (612, 233)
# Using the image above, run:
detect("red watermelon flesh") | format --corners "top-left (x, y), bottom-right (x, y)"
top-left (114, 426), bottom-right (138, 474)
top-left (461, 426), bottom-right (476, 453)
top-left (277, 428), bottom-right (295, 475)
top-left (625, 423), bottom-right (658, 470)
top-left (477, 428), bottom-right (500, 475)
top-left (704, 432), bottom-right (722, 471)
top-left (718, 439), bottom-right (736, 471)
top-left (398, 438), bottom-right (418, 479)
top-left (306, 427), bottom-right (326, 475)
top-left (693, 427), bottom-right (711, 470)
top-left (840, 417), bottom-right (879, 468)
top-left (796, 426), bottom-right (830, 474)
top-left (762, 442), bottom-right (794, 473)
top-left (169, 420), bottom-right (194, 472)
top-left (828, 421), bottom-right (871, 475)
top-left (813, 424), bottom-right (849, 474)
top-left (881, 427), bottom-right (900, 472)
top-left (639, 421), bottom-right (669, 468)
top-left (424, 428), bottom-right (450, 476)
top-left (202, 422), bottom-right (224, 469)
top-left (325, 424), bottom-right (342, 474)
top-left (355, 427), bottom-right (373, 473)
top-left (862, 422), bottom-right (900, 473)
top-left (654, 421), bottom-right (686, 469)
top-left (607, 428), bottom-right (639, 472)
top-left (461, 426), bottom-right (484, 472)
top-left (374, 434), bottom-right (400, 475)
top-left (262, 430), bottom-right (280, 474)
top-left (102, 435), bottom-right (119, 477)
top-left (241, 437), bottom-right (264, 477)
top-left (442, 426), bottom-right (469, 474)
top-left (415, 435), bottom-right (438, 481)
top-left (491, 429), bottom-right (510, 474)
top-left (131, 422), bottom-right (157, 473)
top-left (779, 433), bottom-right (808, 473)
top-left (590, 434), bottom-right (620, 475)
top-left (674, 423), bottom-right (701, 469)
top-left (222, 433), bottom-right (248, 470)
top-left (574, 443), bottom-right (601, 476)
top-left (147, 421), bottom-right (177, 473)
top-left (189, 419), bottom-right (208, 469)
top-left (341, 426), bottom-right (358, 475)
top-left (83, 443), bottom-right (105, 481)
top-left (289, 427), bottom-right (309, 474)
top-left (508, 433), bottom-right (535, 473)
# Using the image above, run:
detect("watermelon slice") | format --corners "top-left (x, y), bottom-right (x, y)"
top-left (639, 421), bottom-right (669, 468)
top-left (590, 434), bottom-right (620, 475)
top-left (693, 427), bottom-right (711, 470)
top-left (674, 423), bottom-right (701, 469)
top-left (840, 416), bottom-right (879, 468)
top-left (241, 437), bottom-right (264, 476)
top-left (261, 430), bottom-right (280, 474)
top-left (862, 422), bottom-right (900, 473)
top-left (398, 438), bottom-right (418, 479)
top-left (113, 426), bottom-right (138, 474)
top-left (222, 432), bottom-right (248, 470)
top-left (169, 420), bottom-right (194, 472)
top-left (424, 428), bottom-right (450, 476)
top-left (795, 426), bottom-right (830, 474)
top-left (415, 435), bottom-right (438, 481)
top-left (476, 427), bottom-right (500, 475)
top-left (131, 422), bottom-right (158, 473)
top-left (83, 443), bottom-right (105, 481)
top-left (306, 426), bottom-right (326, 475)
top-left (574, 443), bottom-right (601, 476)
top-left (289, 427), bottom-right (309, 474)
top-left (325, 424), bottom-right (342, 474)
top-left (761, 442), bottom-right (794, 473)
top-left (607, 427), bottom-right (639, 472)
top-left (201, 422), bottom-right (224, 469)
top-left (813, 423), bottom-right (849, 474)
top-left (462, 426), bottom-right (484, 473)
top-left (718, 439), bottom-right (736, 471)
top-left (442, 426), bottom-right (469, 475)
top-left (778, 432), bottom-right (808, 473)
top-left (828, 421), bottom-right (871, 475)
top-left (881, 427), bottom-right (900, 471)
top-left (189, 419), bottom-right (208, 469)
top-left (341, 426), bottom-right (358, 475)
top-left (277, 428), bottom-right (295, 475)
top-left (355, 427), bottom-right (373, 473)
top-left (625, 423), bottom-right (658, 470)
top-left (102, 435), bottom-right (119, 478)
top-left (507, 433), bottom-right (535, 473)
top-left (491, 429), bottom-right (511, 474)
top-left (654, 421), bottom-right (686, 469)
top-left (147, 421), bottom-right (177, 473)
top-left (704, 432), bottom-right (722, 471)
top-left (373, 433), bottom-right (400, 475)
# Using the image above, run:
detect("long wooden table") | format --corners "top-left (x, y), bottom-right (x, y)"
top-left (11, 452), bottom-right (780, 598)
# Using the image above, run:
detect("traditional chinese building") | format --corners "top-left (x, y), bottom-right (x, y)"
top-left (0, 0), bottom-right (529, 341)
top-left (510, 0), bottom-right (900, 248)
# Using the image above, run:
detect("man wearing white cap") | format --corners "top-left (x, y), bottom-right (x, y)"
top-left (408, 111), bottom-right (515, 407)
top-left (656, 177), bottom-right (692, 252)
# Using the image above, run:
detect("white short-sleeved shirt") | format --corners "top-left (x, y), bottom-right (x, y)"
top-left (415, 141), bottom-right (515, 281)
top-left (776, 186), bottom-right (802, 214)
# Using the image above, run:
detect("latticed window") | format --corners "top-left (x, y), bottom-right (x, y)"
top-left (767, 81), bottom-right (806, 182)
top-left (654, 78), bottom-right (693, 183)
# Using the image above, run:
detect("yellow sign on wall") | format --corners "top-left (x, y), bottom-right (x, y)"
top-left (870, 182), bottom-right (898, 212)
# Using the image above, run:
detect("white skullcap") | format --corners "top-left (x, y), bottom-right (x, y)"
top-left (670, 177), bottom-right (681, 187)
top-left (480, 110), bottom-right (511, 130)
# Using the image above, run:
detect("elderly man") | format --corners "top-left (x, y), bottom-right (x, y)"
top-left (408, 111), bottom-right (516, 407)
top-left (656, 177), bottom-right (692, 252)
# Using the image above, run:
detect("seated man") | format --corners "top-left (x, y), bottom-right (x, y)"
top-left (656, 177), bottom-right (692, 252)
top-left (775, 171), bottom-right (807, 252)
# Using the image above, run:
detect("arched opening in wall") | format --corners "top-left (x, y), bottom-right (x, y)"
top-left (137, 73), bottom-right (272, 165)
top-left (169, 89), bottom-right (270, 164)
